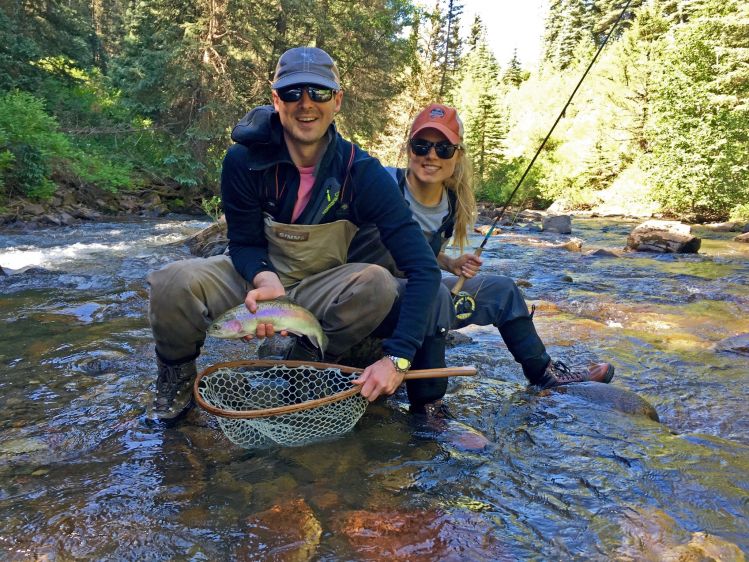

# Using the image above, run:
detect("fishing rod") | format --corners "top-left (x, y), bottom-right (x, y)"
top-left (452, 0), bottom-right (634, 320)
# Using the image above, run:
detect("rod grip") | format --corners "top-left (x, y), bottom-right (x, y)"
top-left (450, 246), bottom-right (484, 295)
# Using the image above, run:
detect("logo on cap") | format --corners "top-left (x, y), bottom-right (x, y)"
top-left (429, 108), bottom-right (446, 120)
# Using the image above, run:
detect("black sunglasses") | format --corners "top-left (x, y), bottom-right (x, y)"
top-left (276, 85), bottom-right (336, 103)
top-left (409, 138), bottom-right (461, 159)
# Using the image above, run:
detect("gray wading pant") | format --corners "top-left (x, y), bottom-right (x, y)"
top-left (148, 255), bottom-right (399, 363)
top-left (441, 274), bottom-right (551, 383)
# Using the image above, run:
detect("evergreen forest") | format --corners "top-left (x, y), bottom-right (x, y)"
top-left (1, 0), bottom-right (747, 222)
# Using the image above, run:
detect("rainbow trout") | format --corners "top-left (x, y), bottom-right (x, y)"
top-left (207, 298), bottom-right (328, 353)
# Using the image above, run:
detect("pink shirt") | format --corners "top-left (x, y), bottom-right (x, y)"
top-left (291, 165), bottom-right (316, 222)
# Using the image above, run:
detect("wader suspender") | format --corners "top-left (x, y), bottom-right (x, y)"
top-left (387, 167), bottom-right (455, 256)
top-left (263, 141), bottom-right (356, 223)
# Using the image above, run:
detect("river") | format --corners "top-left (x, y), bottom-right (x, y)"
top-left (1, 216), bottom-right (747, 560)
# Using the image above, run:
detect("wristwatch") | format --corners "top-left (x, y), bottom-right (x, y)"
top-left (387, 355), bottom-right (411, 374)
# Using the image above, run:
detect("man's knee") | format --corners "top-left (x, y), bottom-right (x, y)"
top-left (148, 259), bottom-right (204, 307)
top-left (352, 264), bottom-right (399, 303)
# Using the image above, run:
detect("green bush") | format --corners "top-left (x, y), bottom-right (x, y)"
top-left (0, 91), bottom-right (71, 199)
top-left (729, 203), bottom-right (749, 223)
top-left (200, 195), bottom-right (222, 222)
top-left (0, 90), bottom-right (136, 198)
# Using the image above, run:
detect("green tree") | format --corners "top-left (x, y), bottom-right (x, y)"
top-left (645, 0), bottom-right (749, 219)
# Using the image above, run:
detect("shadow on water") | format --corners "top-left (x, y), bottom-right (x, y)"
top-left (0, 217), bottom-right (747, 559)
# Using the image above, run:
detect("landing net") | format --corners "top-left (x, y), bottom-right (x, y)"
top-left (194, 360), bottom-right (369, 448)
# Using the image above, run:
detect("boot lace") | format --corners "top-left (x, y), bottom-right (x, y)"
top-left (156, 363), bottom-right (191, 403)
top-left (547, 360), bottom-right (585, 384)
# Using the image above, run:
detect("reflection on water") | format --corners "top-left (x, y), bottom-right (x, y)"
top-left (1, 217), bottom-right (747, 559)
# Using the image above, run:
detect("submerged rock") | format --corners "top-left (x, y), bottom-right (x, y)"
top-left (0, 437), bottom-right (49, 456)
top-left (236, 498), bottom-right (322, 561)
top-left (714, 333), bottom-right (749, 356)
top-left (616, 506), bottom-right (745, 561)
top-left (333, 508), bottom-right (505, 560)
top-left (549, 382), bottom-right (660, 421)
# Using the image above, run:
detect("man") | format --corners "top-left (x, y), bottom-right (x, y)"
top-left (147, 46), bottom-right (441, 421)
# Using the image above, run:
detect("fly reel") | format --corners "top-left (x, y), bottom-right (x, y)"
top-left (453, 291), bottom-right (476, 321)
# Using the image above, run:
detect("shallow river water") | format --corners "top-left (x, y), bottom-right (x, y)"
top-left (0, 216), bottom-right (747, 560)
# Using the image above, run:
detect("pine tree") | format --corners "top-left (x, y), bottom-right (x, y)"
top-left (438, 0), bottom-right (464, 99)
top-left (454, 21), bottom-right (507, 189)
top-left (502, 49), bottom-right (527, 88)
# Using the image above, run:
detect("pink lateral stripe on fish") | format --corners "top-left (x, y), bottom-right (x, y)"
top-left (207, 298), bottom-right (328, 354)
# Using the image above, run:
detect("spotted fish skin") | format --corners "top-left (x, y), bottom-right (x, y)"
top-left (207, 298), bottom-right (328, 353)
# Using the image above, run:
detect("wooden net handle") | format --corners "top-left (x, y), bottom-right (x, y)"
top-left (193, 360), bottom-right (477, 419)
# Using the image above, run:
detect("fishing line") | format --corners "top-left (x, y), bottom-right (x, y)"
top-left (451, 0), bottom-right (635, 316)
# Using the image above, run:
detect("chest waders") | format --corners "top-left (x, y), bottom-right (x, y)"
top-left (264, 216), bottom-right (359, 288)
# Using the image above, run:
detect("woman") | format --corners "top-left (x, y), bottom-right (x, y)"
top-left (392, 103), bottom-right (614, 392)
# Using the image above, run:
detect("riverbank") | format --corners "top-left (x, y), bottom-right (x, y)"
top-left (0, 181), bottom-right (210, 229)
top-left (2, 181), bottom-right (747, 235)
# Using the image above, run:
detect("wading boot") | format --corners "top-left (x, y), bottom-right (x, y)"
top-left (538, 360), bottom-right (615, 390)
top-left (152, 356), bottom-right (197, 421)
top-left (408, 399), bottom-right (454, 419)
top-left (406, 334), bottom-right (448, 411)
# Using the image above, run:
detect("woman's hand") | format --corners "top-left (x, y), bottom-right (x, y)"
top-left (441, 253), bottom-right (482, 278)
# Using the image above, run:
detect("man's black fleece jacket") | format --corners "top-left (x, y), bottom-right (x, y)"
top-left (220, 105), bottom-right (441, 361)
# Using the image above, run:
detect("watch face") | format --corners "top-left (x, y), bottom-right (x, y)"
top-left (395, 357), bottom-right (410, 371)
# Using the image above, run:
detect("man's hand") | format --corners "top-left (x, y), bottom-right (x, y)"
top-left (242, 271), bottom-right (287, 341)
top-left (441, 252), bottom-right (482, 278)
top-left (353, 357), bottom-right (407, 402)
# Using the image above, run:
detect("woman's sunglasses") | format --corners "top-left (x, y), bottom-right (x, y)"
top-left (276, 85), bottom-right (336, 103)
top-left (409, 138), bottom-right (461, 159)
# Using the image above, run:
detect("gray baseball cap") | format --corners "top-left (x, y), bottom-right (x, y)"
top-left (272, 47), bottom-right (341, 90)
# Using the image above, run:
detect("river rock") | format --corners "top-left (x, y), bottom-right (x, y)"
top-left (557, 238), bottom-right (583, 252)
top-left (701, 221), bottom-right (743, 232)
top-left (23, 202), bottom-right (46, 216)
top-left (70, 206), bottom-right (103, 221)
top-left (473, 224), bottom-right (501, 236)
top-left (549, 382), bottom-right (660, 421)
top-left (235, 498), bottom-right (322, 561)
top-left (734, 232), bottom-right (749, 243)
top-left (187, 216), bottom-right (229, 257)
top-left (626, 220), bottom-right (701, 253)
top-left (542, 214), bottom-right (572, 234)
top-left (586, 248), bottom-right (621, 258)
top-left (713, 333), bottom-right (749, 356)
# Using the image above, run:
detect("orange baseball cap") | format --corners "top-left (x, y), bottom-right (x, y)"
top-left (410, 104), bottom-right (463, 144)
